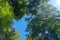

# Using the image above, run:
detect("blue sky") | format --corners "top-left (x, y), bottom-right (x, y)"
top-left (13, 15), bottom-right (28, 40)
top-left (48, 0), bottom-right (60, 11)
top-left (13, 0), bottom-right (60, 40)
top-left (13, 14), bottom-right (31, 40)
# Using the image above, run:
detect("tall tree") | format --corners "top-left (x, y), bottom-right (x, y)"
top-left (26, 3), bottom-right (60, 40)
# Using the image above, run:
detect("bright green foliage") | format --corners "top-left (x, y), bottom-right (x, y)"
top-left (0, 0), bottom-right (13, 31)
top-left (26, 3), bottom-right (60, 40)
top-left (0, 0), bottom-right (19, 40)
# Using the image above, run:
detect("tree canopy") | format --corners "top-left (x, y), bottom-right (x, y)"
top-left (26, 2), bottom-right (60, 40)
top-left (0, 0), bottom-right (60, 40)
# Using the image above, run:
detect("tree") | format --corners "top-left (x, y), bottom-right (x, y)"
top-left (26, 3), bottom-right (60, 40)
top-left (0, 0), bottom-right (19, 40)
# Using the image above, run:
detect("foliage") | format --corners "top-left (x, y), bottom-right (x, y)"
top-left (26, 35), bottom-right (37, 40)
top-left (0, 0), bottom-right (19, 40)
top-left (9, 0), bottom-right (49, 19)
top-left (26, 3), bottom-right (60, 40)
top-left (0, 0), bottom-right (60, 40)
top-left (0, 0), bottom-right (50, 40)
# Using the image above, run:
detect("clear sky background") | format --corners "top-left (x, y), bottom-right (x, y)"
top-left (13, 0), bottom-right (60, 40)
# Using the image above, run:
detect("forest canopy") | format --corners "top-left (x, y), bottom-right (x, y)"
top-left (0, 0), bottom-right (60, 40)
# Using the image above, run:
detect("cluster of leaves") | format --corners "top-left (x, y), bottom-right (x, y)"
top-left (9, 0), bottom-right (26, 19)
top-left (0, 28), bottom-right (19, 40)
